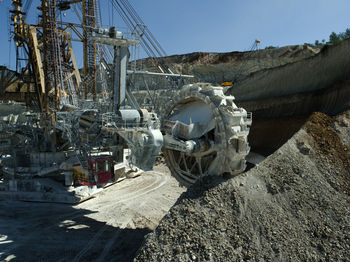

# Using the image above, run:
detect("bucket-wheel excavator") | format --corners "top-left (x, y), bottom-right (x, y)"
top-left (162, 84), bottom-right (251, 186)
top-left (0, 0), bottom-right (251, 200)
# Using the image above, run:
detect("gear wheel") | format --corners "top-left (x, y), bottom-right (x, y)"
top-left (162, 83), bottom-right (251, 186)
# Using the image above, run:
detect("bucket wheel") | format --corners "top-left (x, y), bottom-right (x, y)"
top-left (162, 83), bottom-right (251, 186)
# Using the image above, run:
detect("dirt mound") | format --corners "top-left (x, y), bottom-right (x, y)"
top-left (134, 111), bottom-right (350, 261)
top-left (305, 112), bottom-right (350, 195)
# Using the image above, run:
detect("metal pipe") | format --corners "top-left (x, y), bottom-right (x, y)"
top-left (127, 70), bottom-right (194, 78)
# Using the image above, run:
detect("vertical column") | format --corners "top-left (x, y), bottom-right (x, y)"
top-left (82, 0), bottom-right (88, 99)
top-left (113, 45), bottom-right (128, 110)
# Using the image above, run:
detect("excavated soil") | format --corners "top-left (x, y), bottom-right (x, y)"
top-left (135, 111), bottom-right (350, 261)
top-left (305, 112), bottom-right (350, 196)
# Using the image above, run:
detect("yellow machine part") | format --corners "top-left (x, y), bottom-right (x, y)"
top-left (72, 166), bottom-right (89, 182)
top-left (221, 82), bottom-right (233, 87)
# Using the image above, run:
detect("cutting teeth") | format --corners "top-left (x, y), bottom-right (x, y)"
top-left (162, 83), bottom-right (251, 187)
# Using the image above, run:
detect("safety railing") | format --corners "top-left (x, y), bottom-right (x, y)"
top-left (102, 113), bottom-right (148, 130)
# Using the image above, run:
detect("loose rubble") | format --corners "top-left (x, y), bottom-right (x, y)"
top-left (135, 111), bottom-right (350, 261)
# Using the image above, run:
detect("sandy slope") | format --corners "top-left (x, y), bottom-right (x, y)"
top-left (135, 111), bottom-right (350, 262)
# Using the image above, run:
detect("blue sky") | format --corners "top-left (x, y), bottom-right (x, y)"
top-left (0, 0), bottom-right (349, 69)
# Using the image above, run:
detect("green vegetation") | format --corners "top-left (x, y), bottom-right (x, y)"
top-left (264, 45), bottom-right (278, 50)
top-left (314, 39), bottom-right (326, 47)
top-left (266, 28), bottom-right (350, 49)
top-left (314, 28), bottom-right (350, 47)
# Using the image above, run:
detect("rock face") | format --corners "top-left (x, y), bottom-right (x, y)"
top-left (230, 38), bottom-right (350, 120)
top-left (137, 44), bottom-right (319, 84)
top-left (134, 111), bottom-right (350, 261)
top-left (133, 41), bottom-right (350, 121)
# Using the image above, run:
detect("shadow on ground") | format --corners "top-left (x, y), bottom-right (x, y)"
top-left (0, 199), bottom-right (150, 262)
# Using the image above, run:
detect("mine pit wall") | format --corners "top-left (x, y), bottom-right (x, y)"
top-left (247, 116), bottom-right (308, 156)
top-left (190, 45), bottom-right (319, 84)
top-left (227, 39), bottom-right (350, 156)
top-left (238, 77), bottom-right (350, 119)
top-left (138, 45), bottom-right (319, 84)
top-left (230, 38), bottom-right (350, 103)
top-left (241, 77), bottom-right (350, 156)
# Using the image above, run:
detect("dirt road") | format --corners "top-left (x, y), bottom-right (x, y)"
top-left (0, 164), bottom-right (185, 262)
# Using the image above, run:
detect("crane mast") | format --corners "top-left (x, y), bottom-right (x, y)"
top-left (82, 0), bottom-right (97, 100)
top-left (10, 0), bottom-right (81, 114)
top-left (41, 0), bottom-right (60, 112)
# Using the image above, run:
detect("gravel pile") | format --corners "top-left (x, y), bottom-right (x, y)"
top-left (135, 111), bottom-right (350, 261)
